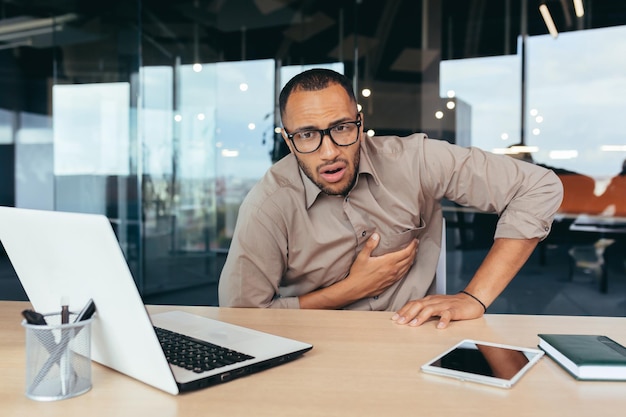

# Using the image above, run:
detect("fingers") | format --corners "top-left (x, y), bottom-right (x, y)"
top-left (397, 241), bottom-right (418, 270)
top-left (398, 240), bottom-right (418, 267)
top-left (436, 310), bottom-right (452, 329)
top-left (391, 294), bottom-right (484, 328)
top-left (391, 299), bottom-right (438, 327)
top-left (359, 233), bottom-right (380, 257)
top-left (350, 235), bottom-right (418, 299)
top-left (382, 239), bottom-right (418, 273)
top-left (399, 239), bottom-right (419, 258)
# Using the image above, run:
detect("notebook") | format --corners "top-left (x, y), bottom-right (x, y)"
top-left (0, 206), bottom-right (313, 395)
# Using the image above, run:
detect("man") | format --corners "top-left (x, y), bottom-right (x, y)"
top-left (219, 68), bottom-right (563, 328)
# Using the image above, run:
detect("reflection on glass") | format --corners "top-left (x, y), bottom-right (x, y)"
top-left (441, 26), bottom-right (626, 179)
top-left (0, 109), bottom-right (14, 145)
top-left (440, 53), bottom-right (521, 150)
top-left (441, 26), bottom-right (626, 218)
top-left (52, 83), bottom-right (135, 253)
top-left (527, 26), bottom-right (626, 178)
top-left (15, 112), bottom-right (53, 210)
top-left (434, 341), bottom-right (531, 379)
top-left (139, 59), bottom-right (279, 294)
top-left (53, 83), bottom-right (130, 177)
top-left (52, 82), bottom-right (137, 275)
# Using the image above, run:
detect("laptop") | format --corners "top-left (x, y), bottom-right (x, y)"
top-left (0, 206), bottom-right (313, 395)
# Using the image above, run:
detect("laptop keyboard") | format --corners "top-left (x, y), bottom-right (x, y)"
top-left (154, 327), bottom-right (255, 373)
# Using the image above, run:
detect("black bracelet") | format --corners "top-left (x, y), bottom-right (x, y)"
top-left (459, 290), bottom-right (487, 313)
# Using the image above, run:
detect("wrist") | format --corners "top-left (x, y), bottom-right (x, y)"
top-left (458, 290), bottom-right (487, 313)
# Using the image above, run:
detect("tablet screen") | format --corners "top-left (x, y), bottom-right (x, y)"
top-left (421, 339), bottom-right (544, 388)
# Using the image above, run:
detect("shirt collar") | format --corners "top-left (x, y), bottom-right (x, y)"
top-left (300, 143), bottom-right (381, 209)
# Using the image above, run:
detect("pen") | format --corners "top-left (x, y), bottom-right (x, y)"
top-left (60, 296), bottom-right (70, 396)
top-left (61, 296), bottom-right (70, 324)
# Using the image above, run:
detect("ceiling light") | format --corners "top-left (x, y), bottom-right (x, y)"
top-left (0, 24), bottom-right (63, 42)
top-left (510, 145), bottom-right (539, 153)
top-left (493, 146), bottom-right (539, 155)
top-left (539, 3), bottom-right (559, 39)
top-left (600, 145), bottom-right (626, 152)
top-left (0, 13), bottom-right (76, 35)
top-left (573, 0), bottom-right (584, 18)
top-left (549, 150), bottom-right (578, 159)
top-left (221, 149), bottom-right (239, 158)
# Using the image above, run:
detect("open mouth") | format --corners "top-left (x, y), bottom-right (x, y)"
top-left (319, 163), bottom-right (346, 183)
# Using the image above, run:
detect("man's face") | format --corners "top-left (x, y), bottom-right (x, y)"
top-left (281, 83), bottom-right (363, 196)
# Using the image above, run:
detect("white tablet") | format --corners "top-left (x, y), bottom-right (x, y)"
top-left (421, 339), bottom-right (544, 388)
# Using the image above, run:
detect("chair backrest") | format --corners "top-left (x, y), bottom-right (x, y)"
top-left (435, 218), bottom-right (447, 294)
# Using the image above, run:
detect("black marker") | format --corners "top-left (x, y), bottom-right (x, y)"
top-left (21, 309), bottom-right (48, 325)
top-left (74, 298), bottom-right (96, 323)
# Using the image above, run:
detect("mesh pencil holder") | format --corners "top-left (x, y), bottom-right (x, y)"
top-left (22, 312), bottom-right (93, 401)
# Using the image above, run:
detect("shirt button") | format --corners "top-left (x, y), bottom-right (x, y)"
top-left (373, 296), bottom-right (379, 300)
top-left (361, 231), bottom-right (366, 237)
top-left (544, 226), bottom-right (549, 231)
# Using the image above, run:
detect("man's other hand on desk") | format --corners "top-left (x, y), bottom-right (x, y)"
top-left (391, 293), bottom-right (485, 329)
top-left (391, 238), bottom-right (540, 329)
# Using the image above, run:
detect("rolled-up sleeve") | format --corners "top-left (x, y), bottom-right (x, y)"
top-left (423, 139), bottom-right (564, 241)
top-left (495, 167), bottom-right (563, 240)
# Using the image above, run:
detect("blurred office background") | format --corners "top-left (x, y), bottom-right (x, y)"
top-left (1, 0), bottom-right (625, 316)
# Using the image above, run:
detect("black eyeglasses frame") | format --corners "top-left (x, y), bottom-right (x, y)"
top-left (283, 115), bottom-right (362, 154)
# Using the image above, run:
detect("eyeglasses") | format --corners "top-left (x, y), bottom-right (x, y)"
top-left (284, 115), bottom-right (362, 154)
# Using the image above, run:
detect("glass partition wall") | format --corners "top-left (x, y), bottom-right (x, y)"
top-left (1, 1), bottom-right (625, 315)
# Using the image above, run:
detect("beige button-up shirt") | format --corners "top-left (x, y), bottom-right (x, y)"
top-left (218, 134), bottom-right (563, 311)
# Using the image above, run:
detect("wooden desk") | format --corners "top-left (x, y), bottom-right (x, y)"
top-left (2, 301), bottom-right (626, 417)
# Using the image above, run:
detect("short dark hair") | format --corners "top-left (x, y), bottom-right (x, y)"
top-left (279, 68), bottom-right (356, 119)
